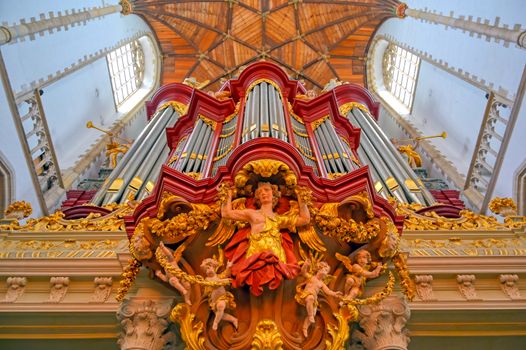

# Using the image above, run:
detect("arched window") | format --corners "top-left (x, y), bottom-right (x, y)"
top-left (382, 43), bottom-right (420, 113)
top-left (106, 39), bottom-right (145, 107)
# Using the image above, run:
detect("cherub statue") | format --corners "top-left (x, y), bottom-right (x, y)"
top-left (200, 257), bottom-right (238, 331)
top-left (397, 144), bottom-right (422, 168)
top-left (336, 250), bottom-right (383, 302)
top-left (295, 259), bottom-right (342, 337)
top-left (155, 242), bottom-right (192, 305)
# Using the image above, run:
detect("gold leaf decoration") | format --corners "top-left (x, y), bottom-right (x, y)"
top-left (0, 203), bottom-right (133, 232)
top-left (392, 253), bottom-right (415, 300)
top-left (325, 304), bottom-right (358, 350)
top-left (4, 200), bottom-right (32, 218)
top-left (170, 303), bottom-right (206, 350)
top-left (251, 320), bottom-right (283, 350)
top-left (234, 159), bottom-right (297, 191)
top-left (116, 258), bottom-right (142, 302)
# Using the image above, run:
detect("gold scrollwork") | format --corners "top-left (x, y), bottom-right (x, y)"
top-left (245, 79), bottom-right (284, 104)
top-left (199, 114), bottom-right (217, 130)
top-left (338, 102), bottom-right (369, 117)
top-left (325, 304), bottom-right (358, 350)
top-left (170, 303), bottom-right (206, 350)
top-left (156, 101), bottom-right (188, 116)
top-left (489, 197), bottom-right (518, 216)
top-left (0, 203), bottom-right (133, 232)
top-left (234, 159), bottom-right (297, 191)
top-left (251, 320), bottom-right (284, 350)
top-left (310, 115), bottom-right (330, 131)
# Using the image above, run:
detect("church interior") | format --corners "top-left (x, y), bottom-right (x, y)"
top-left (0, 1), bottom-right (525, 349)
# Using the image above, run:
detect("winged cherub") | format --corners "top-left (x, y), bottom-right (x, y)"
top-left (295, 259), bottom-right (342, 337)
top-left (200, 257), bottom-right (238, 330)
top-left (155, 242), bottom-right (192, 305)
top-left (337, 250), bottom-right (384, 302)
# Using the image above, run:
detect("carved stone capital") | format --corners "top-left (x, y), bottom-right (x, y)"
top-left (415, 274), bottom-right (437, 301)
top-left (90, 277), bottom-right (113, 303)
top-left (500, 274), bottom-right (522, 300)
top-left (117, 297), bottom-right (176, 350)
top-left (457, 274), bottom-right (480, 300)
top-left (351, 296), bottom-right (411, 350)
top-left (2, 277), bottom-right (27, 303)
top-left (47, 277), bottom-right (69, 303)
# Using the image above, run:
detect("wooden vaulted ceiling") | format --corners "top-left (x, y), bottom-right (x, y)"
top-left (132, 0), bottom-right (401, 91)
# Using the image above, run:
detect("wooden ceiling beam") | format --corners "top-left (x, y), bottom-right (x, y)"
top-left (267, 56), bottom-right (323, 89)
top-left (302, 12), bottom-right (373, 37)
top-left (143, 11), bottom-right (199, 52)
top-left (327, 13), bottom-right (384, 51)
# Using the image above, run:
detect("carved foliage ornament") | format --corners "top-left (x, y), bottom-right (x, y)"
top-left (119, 159), bottom-right (410, 349)
top-left (0, 203), bottom-right (133, 232)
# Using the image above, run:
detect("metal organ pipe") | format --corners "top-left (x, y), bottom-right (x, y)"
top-left (349, 108), bottom-right (434, 205)
top-left (93, 106), bottom-right (178, 205)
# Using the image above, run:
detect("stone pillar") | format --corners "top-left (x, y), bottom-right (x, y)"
top-left (0, 4), bottom-right (122, 45)
top-left (350, 296), bottom-right (411, 350)
top-left (404, 7), bottom-right (526, 49)
top-left (117, 297), bottom-right (176, 350)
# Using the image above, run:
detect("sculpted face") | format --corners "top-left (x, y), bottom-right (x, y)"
top-left (255, 184), bottom-right (273, 204)
top-left (355, 251), bottom-right (370, 266)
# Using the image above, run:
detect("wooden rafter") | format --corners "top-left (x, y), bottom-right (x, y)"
top-left (133, 0), bottom-right (399, 90)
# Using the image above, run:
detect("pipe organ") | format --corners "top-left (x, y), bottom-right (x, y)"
top-left (93, 62), bottom-right (433, 206)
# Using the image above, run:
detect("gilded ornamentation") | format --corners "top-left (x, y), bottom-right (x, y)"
top-left (310, 115), bottom-right (329, 131)
top-left (295, 259), bottom-right (343, 337)
top-left (457, 274), bottom-right (480, 300)
top-left (325, 304), bottom-right (358, 350)
top-left (341, 271), bottom-right (396, 307)
top-left (489, 197), bottom-right (518, 216)
top-left (397, 144), bottom-right (422, 168)
top-left (245, 79), bottom-right (284, 104)
top-left (234, 159), bottom-right (297, 194)
top-left (4, 201), bottom-right (32, 219)
top-left (392, 253), bottom-right (415, 300)
top-left (395, 3), bottom-right (408, 18)
top-left (251, 320), bottom-right (284, 350)
top-left (2, 277), bottom-right (27, 303)
top-left (170, 303), bottom-right (206, 350)
top-left (157, 100), bottom-right (188, 116)
top-left (339, 102), bottom-right (369, 116)
top-left (47, 277), bottom-right (69, 303)
top-left (0, 203), bottom-right (133, 232)
top-left (116, 259), bottom-right (142, 302)
top-left (119, 0), bottom-right (133, 15)
top-left (199, 114), bottom-right (218, 130)
top-left (414, 275), bottom-right (436, 301)
top-left (91, 277), bottom-right (113, 303)
top-left (397, 203), bottom-right (520, 231)
top-left (156, 242), bottom-right (192, 305)
top-left (315, 214), bottom-right (381, 243)
top-left (155, 246), bottom-right (230, 288)
top-left (499, 274), bottom-right (522, 300)
top-left (337, 250), bottom-right (385, 301)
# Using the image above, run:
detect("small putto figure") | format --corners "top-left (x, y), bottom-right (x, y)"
top-left (156, 242), bottom-right (192, 305)
top-left (295, 259), bottom-right (342, 337)
top-left (337, 250), bottom-right (383, 302)
top-left (201, 257), bottom-right (238, 331)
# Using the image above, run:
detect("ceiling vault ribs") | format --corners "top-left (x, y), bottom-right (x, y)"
top-left (133, 0), bottom-right (399, 90)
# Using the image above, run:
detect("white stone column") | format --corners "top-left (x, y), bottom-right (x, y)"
top-left (117, 297), bottom-right (177, 350)
top-left (350, 296), bottom-right (411, 350)
top-left (0, 4), bottom-right (123, 45)
top-left (404, 7), bottom-right (526, 49)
